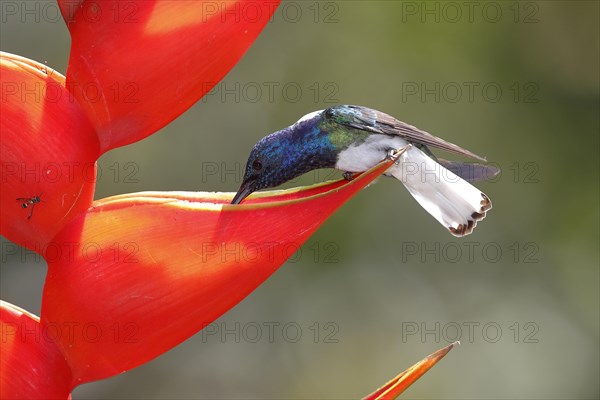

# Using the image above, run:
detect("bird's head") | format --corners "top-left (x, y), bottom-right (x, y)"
top-left (231, 110), bottom-right (330, 204)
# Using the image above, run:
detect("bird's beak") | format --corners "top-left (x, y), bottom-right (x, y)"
top-left (231, 181), bottom-right (255, 204)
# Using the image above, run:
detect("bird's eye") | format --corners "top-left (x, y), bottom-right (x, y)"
top-left (252, 160), bottom-right (263, 171)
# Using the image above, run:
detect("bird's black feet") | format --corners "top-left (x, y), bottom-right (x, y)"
top-left (385, 144), bottom-right (412, 163)
top-left (385, 149), bottom-right (397, 161)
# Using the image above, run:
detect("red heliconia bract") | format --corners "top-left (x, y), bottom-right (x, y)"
top-left (0, 301), bottom-right (73, 399)
top-left (0, 53), bottom-right (99, 250)
top-left (42, 161), bottom-right (395, 384)
top-left (62, 0), bottom-right (278, 152)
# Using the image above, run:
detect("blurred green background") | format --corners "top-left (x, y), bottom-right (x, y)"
top-left (1, 1), bottom-right (598, 398)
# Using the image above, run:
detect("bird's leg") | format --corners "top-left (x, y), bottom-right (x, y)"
top-left (386, 144), bottom-right (412, 164)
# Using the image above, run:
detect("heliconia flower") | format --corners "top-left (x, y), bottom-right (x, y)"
top-left (1, 0), bottom-right (283, 389)
top-left (1, 0), bottom-right (456, 396)
top-left (0, 301), bottom-right (72, 399)
top-left (1, 44), bottom-right (409, 388)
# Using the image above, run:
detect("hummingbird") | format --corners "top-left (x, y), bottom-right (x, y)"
top-left (231, 105), bottom-right (497, 236)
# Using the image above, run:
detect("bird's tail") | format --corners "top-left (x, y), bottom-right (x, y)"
top-left (389, 147), bottom-right (492, 237)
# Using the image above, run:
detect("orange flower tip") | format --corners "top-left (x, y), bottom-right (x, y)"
top-left (364, 342), bottom-right (458, 400)
top-left (428, 340), bottom-right (459, 361)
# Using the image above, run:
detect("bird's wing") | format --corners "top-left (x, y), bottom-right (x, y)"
top-left (325, 105), bottom-right (487, 162)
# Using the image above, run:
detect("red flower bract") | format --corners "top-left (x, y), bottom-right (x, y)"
top-left (0, 53), bottom-right (99, 250)
top-left (62, 0), bottom-right (276, 152)
top-left (0, 301), bottom-right (73, 399)
top-left (42, 161), bottom-right (395, 384)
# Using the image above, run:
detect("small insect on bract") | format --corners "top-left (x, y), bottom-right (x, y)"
top-left (16, 193), bottom-right (44, 221)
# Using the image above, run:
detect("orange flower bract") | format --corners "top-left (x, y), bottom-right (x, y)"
top-left (42, 161), bottom-right (394, 383)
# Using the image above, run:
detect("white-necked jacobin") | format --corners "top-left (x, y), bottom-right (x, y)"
top-left (231, 105), bottom-right (497, 236)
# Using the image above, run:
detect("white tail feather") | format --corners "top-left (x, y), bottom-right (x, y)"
top-left (389, 147), bottom-right (492, 236)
